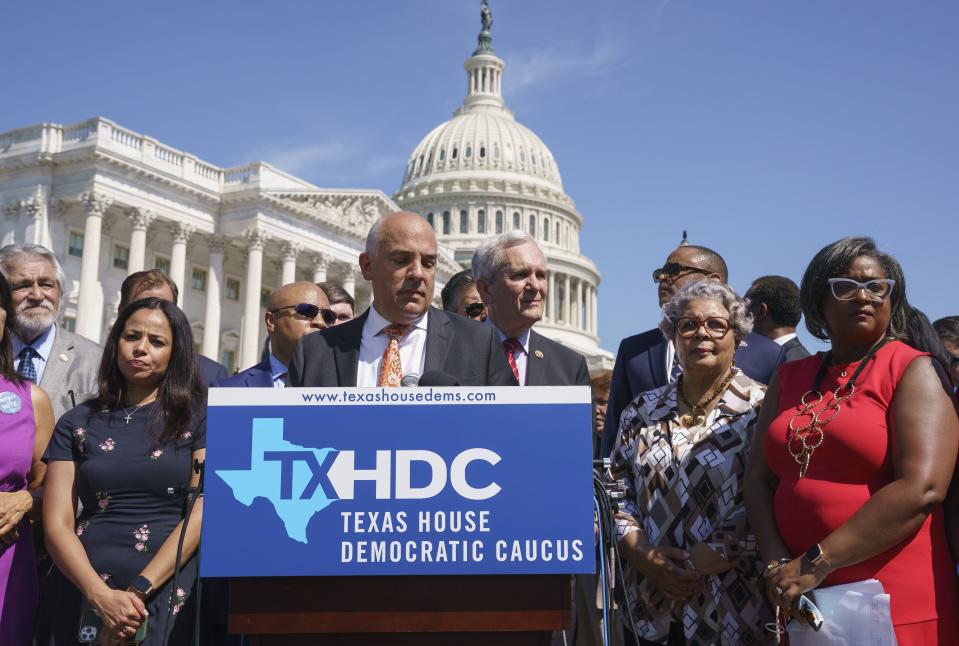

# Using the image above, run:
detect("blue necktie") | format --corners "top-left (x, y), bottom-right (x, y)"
top-left (17, 346), bottom-right (39, 383)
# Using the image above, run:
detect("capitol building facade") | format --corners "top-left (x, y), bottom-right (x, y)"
top-left (0, 15), bottom-right (612, 373)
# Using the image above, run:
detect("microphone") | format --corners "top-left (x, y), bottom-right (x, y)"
top-left (418, 371), bottom-right (462, 386)
top-left (400, 373), bottom-right (420, 387)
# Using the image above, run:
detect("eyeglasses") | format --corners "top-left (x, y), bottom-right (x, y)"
top-left (652, 262), bottom-right (712, 284)
top-left (464, 301), bottom-right (487, 319)
top-left (268, 303), bottom-right (337, 325)
top-left (675, 316), bottom-right (731, 339)
top-left (826, 278), bottom-right (895, 302)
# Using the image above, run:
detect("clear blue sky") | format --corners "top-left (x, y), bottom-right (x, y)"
top-left (3, 1), bottom-right (957, 353)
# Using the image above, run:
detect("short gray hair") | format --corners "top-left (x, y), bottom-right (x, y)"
top-left (471, 230), bottom-right (540, 283)
top-left (0, 243), bottom-right (67, 294)
top-left (659, 281), bottom-right (752, 345)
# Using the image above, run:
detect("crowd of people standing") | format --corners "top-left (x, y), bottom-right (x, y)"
top-left (0, 211), bottom-right (957, 645)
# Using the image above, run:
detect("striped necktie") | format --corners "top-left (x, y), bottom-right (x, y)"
top-left (503, 338), bottom-right (522, 383)
top-left (17, 346), bottom-right (39, 383)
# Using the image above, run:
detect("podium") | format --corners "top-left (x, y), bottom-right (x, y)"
top-left (204, 387), bottom-right (593, 645)
top-left (229, 574), bottom-right (570, 645)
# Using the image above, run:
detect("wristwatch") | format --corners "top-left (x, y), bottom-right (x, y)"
top-left (803, 543), bottom-right (833, 575)
top-left (129, 575), bottom-right (154, 598)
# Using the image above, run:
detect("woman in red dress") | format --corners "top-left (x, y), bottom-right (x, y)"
top-left (745, 236), bottom-right (959, 645)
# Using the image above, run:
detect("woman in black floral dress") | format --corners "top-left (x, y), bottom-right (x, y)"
top-left (36, 297), bottom-right (205, 645)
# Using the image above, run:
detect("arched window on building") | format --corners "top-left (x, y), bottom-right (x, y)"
top-left (513, 211), bottom-right (521, 230)
top-left (442, 211), bottom-right (450, 235)
top-left (528, 214), bottom-right (536, 236)
top-left (554, 221), bottom-right (560, 244)
top-left (465, 145), bottom-right (472, 159)
top-left (439, 147), bottom-right (446, 161)
top-left (477, 209), bottom-right (486, 234)
top-left (460, 209), bottom-right (469, 233)
top-left (543, 216), bottom-right (550, 242)
top-left (426, 213), bottom-right (434, 229)
top-left (452, 146), bottom-right (458, 160)
top-left (495, 210), bottom-right (504, 233)
top-left (479, 146), bottom-right (486, 159)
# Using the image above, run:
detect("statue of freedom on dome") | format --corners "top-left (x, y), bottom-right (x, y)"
top-left (481, 0), bottom-right (493, 32)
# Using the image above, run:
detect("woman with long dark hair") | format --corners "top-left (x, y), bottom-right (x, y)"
top-left (36, 297), bottom-right (205, 645)
top-left (0, 272), bottom-right (55, 645)
top-left (745, 237), bottom-right (959, 644)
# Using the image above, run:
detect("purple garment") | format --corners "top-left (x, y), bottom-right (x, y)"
top-left (0, 376), bottom-right (37, 646)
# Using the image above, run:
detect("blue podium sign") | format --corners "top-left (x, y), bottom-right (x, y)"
top-left (201, 386), bottom-right (595, 577)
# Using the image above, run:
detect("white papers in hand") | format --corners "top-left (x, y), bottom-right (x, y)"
top-left (788, 579), bottom-right (897, 646)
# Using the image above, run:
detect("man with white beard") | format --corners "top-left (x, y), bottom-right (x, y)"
top-left (0, 244), bottom-right (101, 420)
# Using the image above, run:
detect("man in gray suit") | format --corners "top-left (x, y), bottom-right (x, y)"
top-left (745, 275), bottom-right (811, 362)
top-left (289, 211), bottom-right (516, 388)
top-left (0, 244), bottom-right (102, 420)
top-left (472, 231), bottom-right (589, 387)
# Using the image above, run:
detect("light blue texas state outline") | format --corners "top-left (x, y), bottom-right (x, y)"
top-left (216, 417), bottom-right (336, 544)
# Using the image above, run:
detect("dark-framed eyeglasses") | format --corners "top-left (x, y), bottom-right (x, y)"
top-left (464, 301), bottom-right (487, 319)
top-left (675, 316), bottom-right (731, 339)
top-left (652, 262), bottom-right (712, 284)
top-left (269, 303), bottom-right (337, 325)
top-left (826, 278), bottom-right (895, 302)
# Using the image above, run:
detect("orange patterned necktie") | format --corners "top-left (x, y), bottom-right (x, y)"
top-left (377, 324), bottom-right (412, 387)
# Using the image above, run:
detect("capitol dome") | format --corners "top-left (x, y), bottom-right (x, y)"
top-left (394, 5), bottom-right (611, 369)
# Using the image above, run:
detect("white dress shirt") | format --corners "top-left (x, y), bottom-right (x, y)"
top-left (489, 322), bottom-right (531, 386)
top-left (772, 332), bottom-right (797, 346)
top-left (665, 339), bottom-right (677, 382)
top-left (13, 324), bottom-right (56, 382)
top-left (268, 353), bottom-right (288, 388)
top-left (356, 305), bottom-right (429, 387)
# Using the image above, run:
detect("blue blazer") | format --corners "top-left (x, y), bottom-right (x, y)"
top-left (211, 359), bottom-right (273, 388)
top-left (599, 329), bottom-right (785, 457)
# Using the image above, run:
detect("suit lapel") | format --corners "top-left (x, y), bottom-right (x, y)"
top-left (525, 330), bottom-right (546, 387)
top-left (334, 311), bottom-right (366, 387)
top-left (423, 308), bottom-right (452, 374)
top-left (649, 337), bottom-right (668, 388)
top-left (39, 329), bottom-right (73, 393)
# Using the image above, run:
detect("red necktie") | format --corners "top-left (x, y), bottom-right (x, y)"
top-left (377, 324), bottom-right (411, 387)
top-left (503, 338), bottom-right (522, 383)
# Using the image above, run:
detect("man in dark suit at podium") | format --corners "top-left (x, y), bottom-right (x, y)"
top-left (289, 211), bottom-right (517, 388)
top-left (472, 231), bottom-right (589, 387)
top-left (599, 244), bottom-right (786, 457)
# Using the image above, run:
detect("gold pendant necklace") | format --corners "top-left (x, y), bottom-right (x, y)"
top-left (677, 367), bottom-right (735, 428)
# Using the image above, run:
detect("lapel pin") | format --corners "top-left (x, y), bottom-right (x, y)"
top-left (534, 350), bottom-right (544, 359)
top-left (59, 353), bottom-right (69, 362)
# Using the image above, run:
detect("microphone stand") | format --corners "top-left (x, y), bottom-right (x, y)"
top-left (162, 457), bottom-right (205, 646)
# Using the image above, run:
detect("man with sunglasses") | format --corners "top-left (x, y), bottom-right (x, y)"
top-left (599, 244), bottom-right (787, 458)
top-left (441, 269), bottom-right (487, 322)
top-left (213, 281), bottom-right (332, 388)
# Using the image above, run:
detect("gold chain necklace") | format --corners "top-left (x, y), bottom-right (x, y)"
top-left (676, 367), bottom-right (735, 427)
top-left (786, 338), bottom-right (887, 478)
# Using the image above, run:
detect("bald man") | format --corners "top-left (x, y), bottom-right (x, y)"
top-left (214, 281), bottom-right (331, 388)
top-left (289, 211), bottom-right (517, 387)
top-left (599, 244), bottom-right (786, 457)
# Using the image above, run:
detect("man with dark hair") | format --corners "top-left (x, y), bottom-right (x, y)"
top-left (119, 269), bottom-right (228, 385)
top-left (599, 244), bottom-right (786, 457)
top-left (318, 281), bottom-right (356, 326)
top-left (933, 315), bottom-right (959, 387)
top-left (440, 269), bottom-right (486, 321)
top-left (745, 275), bottom-right (810, 362)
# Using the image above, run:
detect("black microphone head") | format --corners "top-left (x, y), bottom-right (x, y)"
top-left (418, 371), bottom-right (461, 387)
top-left (400, 373), bottom-right (420, 387)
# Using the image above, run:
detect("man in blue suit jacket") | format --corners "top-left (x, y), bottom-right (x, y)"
top-left (599, 244), bottom-right (786, 457)
top-left (213, 281), bottom-right (330, 388)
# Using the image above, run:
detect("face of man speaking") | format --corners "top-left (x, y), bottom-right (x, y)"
top-left (359, 212), bottom-right (437, 325)
top-left (6, 256), bottom-right (61, 343)
top-left (477, 241), bottom-right (548, 339)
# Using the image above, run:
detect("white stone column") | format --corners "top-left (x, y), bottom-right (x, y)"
top-left (577, 279), bottom-right (585, 330)
top-left (591, 285), bottom-right (598, 335)
top-left (126, 208), bottom-right (155, 274)
top-left (240, 229), bottom-right (269, 370)
top-left (341, 265), bottom-right (356, 297)
top-left (202, 234), bottom-right (226, 361)
top-left (22, 192), bottom-right (49, 247)
top-left (76, 192), bottom-right (112, 341)
top-left (3, 202), bottom-right (20, 246)
top-left (546, 272), bottom-right (555, 322)
top-left (280, 241), bottom-right (299, 285)
top-left (311, 253), bottom-right (330, 283)
top-left (168, 222), bottom-right (194, 305)
top-left (563, 274), bottom-right (571, 326)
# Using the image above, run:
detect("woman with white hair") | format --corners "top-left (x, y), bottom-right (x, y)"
top-left (609, 280), bottom-right (773, 645)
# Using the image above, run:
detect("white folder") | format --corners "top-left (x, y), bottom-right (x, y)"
top-left (788, 579), bottom-right (897, 646)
